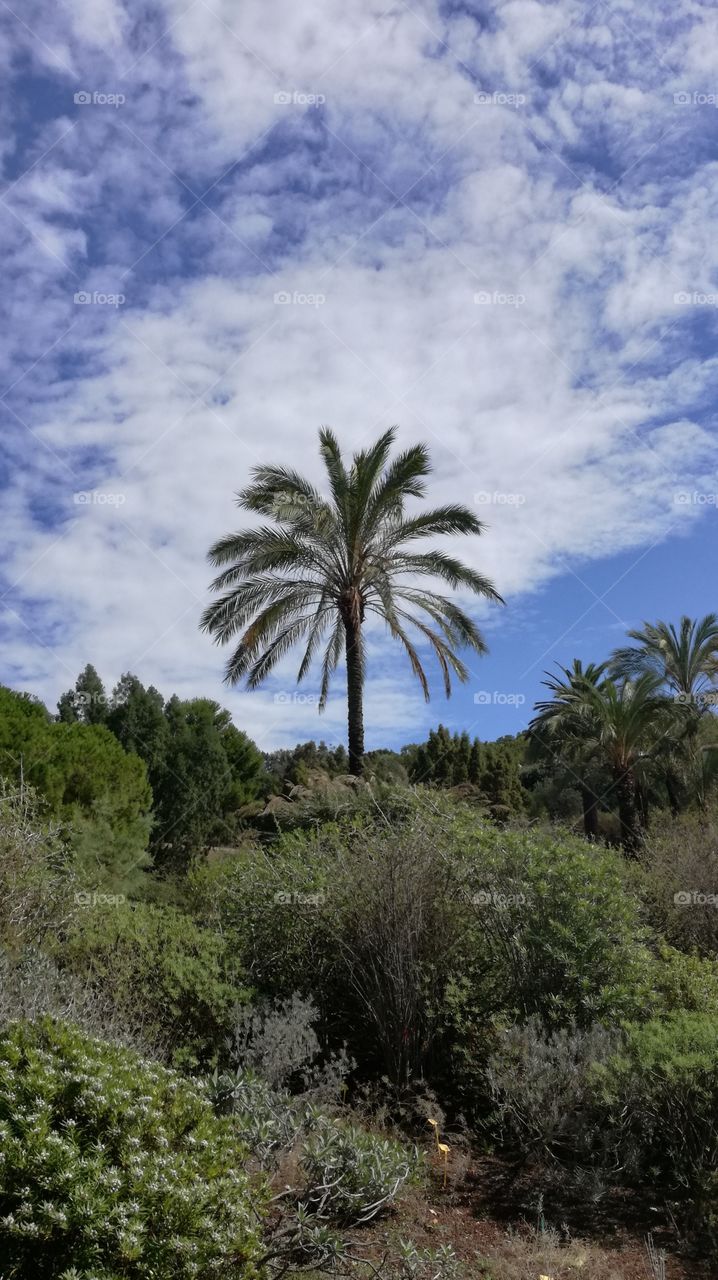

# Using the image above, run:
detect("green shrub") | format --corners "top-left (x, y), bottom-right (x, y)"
top-left (485, 1017), bottom-right (618, 1160)
top-left (60, 900), bottom-right (247, 1066)
top-left (456, 825), bottom-right (650, 1025)
top-left (644, 943), bottom-right (718, 1017)
top-left (0, 782), bottom-right (76, 950)
top-left (640, 807), bottom-right (718, 954)
top-left (192, 809), bottom-right (652, 1103)
top-left (592, 1012), bottom-right (718, 1245)
top-left (0, 1018), bottom-right (266, 1279)
top-left (189, 829), bottom-right (337, 1004)
top-left (301, 1116), bottom-right (418, 1223)
top-left (437, 826), bottom-right (650, 1111)
top-left (211, 1067), bottom-right (418, 1224)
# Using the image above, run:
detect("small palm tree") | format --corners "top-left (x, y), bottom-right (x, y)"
top-left (201, 428), bottom-right (502, 773)
top-left (528, 660), bottom-right (607, 841)
top-left (573, 673), bottom-right (672, 854)
top-left (612, 615), bottom-right (718, 811)
top-left (531, 665), bottom-right (677, 852)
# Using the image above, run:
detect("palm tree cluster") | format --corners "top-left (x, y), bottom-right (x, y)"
top-left (202, 428), bottom-right (502, 773)
top-left (528, 616), bottom-right (718, 852)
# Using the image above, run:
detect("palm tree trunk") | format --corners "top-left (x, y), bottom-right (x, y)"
top-left (344, 616), bottom-right (365, 775)
top-left (614, 767), bottom-right (641, 855)
top-left (580, 783), bottom-right (599, 842)
top-left (665, 769), bottom-right (681, 817)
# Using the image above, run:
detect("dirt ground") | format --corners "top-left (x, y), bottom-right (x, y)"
top-left (355, 1155), bottom-right (717, 1280)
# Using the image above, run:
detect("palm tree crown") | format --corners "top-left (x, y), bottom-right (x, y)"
top-left (201, 427), bottom-right (503, 772)
top-left (611, 614), bottom-right (718, 705)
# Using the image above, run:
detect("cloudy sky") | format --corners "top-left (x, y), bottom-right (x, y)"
top-left (2, 0), bottom-right (718, 754)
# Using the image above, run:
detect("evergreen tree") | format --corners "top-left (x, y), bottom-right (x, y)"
top-left (452, 730), bottom-right (471, 784)
top-left (468, 738), bottom-right (482, 784)
top-left (57, 664), bottom-right (108, 726)
top-left (480, 745), bottom-right (526, 820)
top-left (107, 674), bottom-right (169, 778)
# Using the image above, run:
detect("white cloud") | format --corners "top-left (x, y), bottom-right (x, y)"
top-left (1, 0), bottom-right (717, 745)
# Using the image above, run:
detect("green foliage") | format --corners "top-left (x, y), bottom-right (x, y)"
top-left (640, 806), bottom-right (718, 955)
top-left (264, 740), bottom-right (349, 789)
top-left (301, 1116), bottom-right (418, 1223)
top-left (68, 797), bottom-right (151, 895)
top-left (212, 1067), bottom-right (418, 1224)
top-left (406, 726), bottom-right (528, 821)
top-left (61, 900), bottom-right (246, 1066)
top-left (193, 806), bottom-right (650, 1104)
top-left (149, 696), bottom-right (266, 868)
top-left (0, 782), bottom-right (75, 949)
top-left (454, 825), bottom-right (649, 1025)
top-left (592, 1013), bottom-right (718, 1244)
top-left (106, 673), bottom-right (169, 776)
top-left (56, 663), bottom-right (109, 725)
top-left (479, 745), bottom-right (525, 822)
top-left (0, 687), bottom-right (152, 878)
top-left (0, 1018), bottom-right (266, 1279)
top-left (645, 943), bottom-right (718, 1016)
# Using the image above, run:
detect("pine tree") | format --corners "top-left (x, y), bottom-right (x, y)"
top-left (468, 738), bottom-right (482, 784)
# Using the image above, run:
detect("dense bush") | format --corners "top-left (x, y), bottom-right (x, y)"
top-left (487, 1007), bottom-right (718, 1247)
top-left (192, 805), bottom-right (466, 1084)
top-left (0, 783), bottom-right (76, 949)
top-left (644, 942), bottom-right (718, 1017)
top-left (0, 1018), bottom-right (266, 1279)
top-left (486, 1017), bottom-right (618, 1161)
top-left (640, 807), bottom-right (718, 954)
top-left (592, 1012), bottom-right (718, 1246)
top-left (453, 824), bottom-right (650, 1025)
top-left (192, 805), bottom-right (652, 1111)
top-left (60, 900), bottom-right (247, 1066)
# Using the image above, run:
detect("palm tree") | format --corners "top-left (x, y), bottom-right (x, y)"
top-left (201, 428), bottom-right (502, 774)
top-left (531, 665), bottom-right (677, 852)
top-left (528, 660), bottom-right (608, 841)
top-left (612, 615), bottom-right (718, 811)
top-left (571, 673), bottom-right (672, 854)
top-left (611, 614), bottom-right (718, 704)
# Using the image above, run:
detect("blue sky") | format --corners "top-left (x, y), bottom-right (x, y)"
top-left (1, 0), bottom-right (718, 753)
